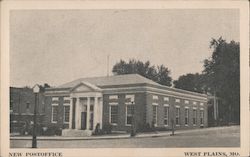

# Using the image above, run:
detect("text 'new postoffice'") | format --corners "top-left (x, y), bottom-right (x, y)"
top-left (44, 74), bottom-right (208, 136)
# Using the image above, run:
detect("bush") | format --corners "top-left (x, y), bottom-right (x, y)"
top-left (26, 123), bottom-right (47, 136)
top-left (92, 123), bottom-right (104, 135)
top-left (137, 123), bottom-right (153, 132)
top-left (154, 127), bottom-right (172, 131)
top-left (10, 121), bottom-right (27, 135)
top-left (42, 125), bottom-right (62, 136)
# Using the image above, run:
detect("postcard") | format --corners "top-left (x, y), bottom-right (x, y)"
top-left (1, 1), bottom-right (249, 157)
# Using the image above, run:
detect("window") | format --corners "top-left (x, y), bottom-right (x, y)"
top-left (152, 105), bottom-right (158, 126)
top-left (184, 100), bottom-right (189, 104)
top-left (164, 106), bottom-right (169, 126)
top-left (193, 109), bottom-right (197, 125)
top-left (125, 95), bottom-right (135, 104)
top-left (175, 99), bottom-right (180, 103)
top-left (42, 100), bottom-right (45, 113)
top-left (64, 105), bottom-right (70, 123)
top-left (193, 101), bottom-right (197, 105)
top-left (90, 98), bottom-right (95, 129)
top-left (185, 108), bottom-right (189, 125)
top-left (152, 102), bottom-right (158, 106)
top-left (64, 97), bottom-right (71, 101)
top-left (26, 102), bottom-right (30, 109)
top-left (200, 103), bottom-right (204, 106)
top-left (153, 95), bottom-right (159, 100)
top-left (200, 109), bottom-right (204, 125)
top-left (175, 107), bottom-right (180, 125)
top-left (90, 105), bottom-right (94, 111)
top-left (164, 97), bottom-right (169, 101)
top-left (52, 97), bottom-right (59, 101)
top-left (109, 95), bottom-right (118, 100)
top-left (126, 105), bottom-right (134, 125)
top-left (110, 105), bottom-right (118, 125)
top-left (52, 105), bottom-right (58, 123)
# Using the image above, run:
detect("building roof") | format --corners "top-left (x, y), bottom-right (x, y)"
top-left (58, 74), bottom-right (160, 88)
top-left (48, 74), bottom-right (207, 98)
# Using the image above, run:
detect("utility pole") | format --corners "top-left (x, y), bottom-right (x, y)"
top-left (32, 84), bottom-right (40, 148)
top-left (18, 91), bottom-right (21, 128)
top-left (107, 55), bottom-right (110, 77)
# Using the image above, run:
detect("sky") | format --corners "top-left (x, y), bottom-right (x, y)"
top-left (10, 9), bottom-right (239, 87)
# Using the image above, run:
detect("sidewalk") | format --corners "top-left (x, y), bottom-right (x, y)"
top-left (10, 125), bottom-right (238, 141)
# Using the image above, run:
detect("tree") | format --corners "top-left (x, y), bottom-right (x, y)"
top-left (39, 83), bottom-right (51, 93)
top-left (203, 37), bottom-right (240, 124)
top-left (173, 73), bottom-right (206, 93)
top-left (112, 59), bottom-right (172, 86)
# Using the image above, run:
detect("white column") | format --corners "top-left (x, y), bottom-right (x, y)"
top-left (93, 97), bottom-right (98, 130)
top-left (75, 98), bottom-right (81, 130)
top-left (69, 97), bottom-right (73, 129)
top-left (78, 98), bottom-right (82, 129)
top-left (99, 97), bottom-right (103, 129)
top-left (86, 97), bottom-right (90, 130)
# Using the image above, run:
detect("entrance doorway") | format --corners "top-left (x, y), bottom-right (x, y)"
top-left (81, 112), bottom-right (87, 130)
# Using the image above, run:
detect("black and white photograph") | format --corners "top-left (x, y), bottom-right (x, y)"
top-left (1, 1), bottom-right (249, 157)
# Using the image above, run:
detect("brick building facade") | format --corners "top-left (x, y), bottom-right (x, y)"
top-left (44, 74), bottom-right (208, 136)
top-left (10, 87), bottom-right (45, 134)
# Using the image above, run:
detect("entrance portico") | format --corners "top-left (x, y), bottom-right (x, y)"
top-left (69, 94), bottom-right (103, 131)
top-left (62, 82), bottom-right (103, 136)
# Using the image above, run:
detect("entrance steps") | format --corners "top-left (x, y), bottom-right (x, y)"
top-left (62, 129), bottom-right (92, 137)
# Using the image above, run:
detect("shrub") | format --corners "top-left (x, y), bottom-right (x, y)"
top-left (27, 123), bottom-right (45, 136)
top-left (137, 123), bottom-right (153, 132)
top-left (154, 127), bottom-right (172, 131)
top-left (93, 123), bottom-right (102, 135)
top-left (42, 125), bottom-right (62, 136)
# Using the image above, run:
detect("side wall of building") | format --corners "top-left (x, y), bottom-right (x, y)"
top-left (146, 93), bottom-right (208, 129)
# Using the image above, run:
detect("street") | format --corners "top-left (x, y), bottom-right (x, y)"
top-left (10, 126), bottom-right (240, 148)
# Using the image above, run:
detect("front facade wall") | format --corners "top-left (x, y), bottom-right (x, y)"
top-left (102, 92), bottom-right (147, 132)
top-left (44, 96), bottom-right (70, 129)
top-left (146, 92), bottom-right (208, 129)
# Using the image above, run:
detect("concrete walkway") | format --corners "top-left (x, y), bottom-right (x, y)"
top-left (10, 125), bottom-right (238, 141)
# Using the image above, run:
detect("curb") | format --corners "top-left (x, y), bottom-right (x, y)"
top-left (10, 135), bottom-right (131, 141)
top-left (10, 126), bottom-right (239, 141)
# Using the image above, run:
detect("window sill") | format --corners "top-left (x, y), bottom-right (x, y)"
top-left (51, 121), bottom-right (57, 124)
top-left (111, 123), bottom-right (117, 126)
top-left (185, 124), bottom-right (188, 126)
top-left (175, 124), bottom-right (180, 126)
